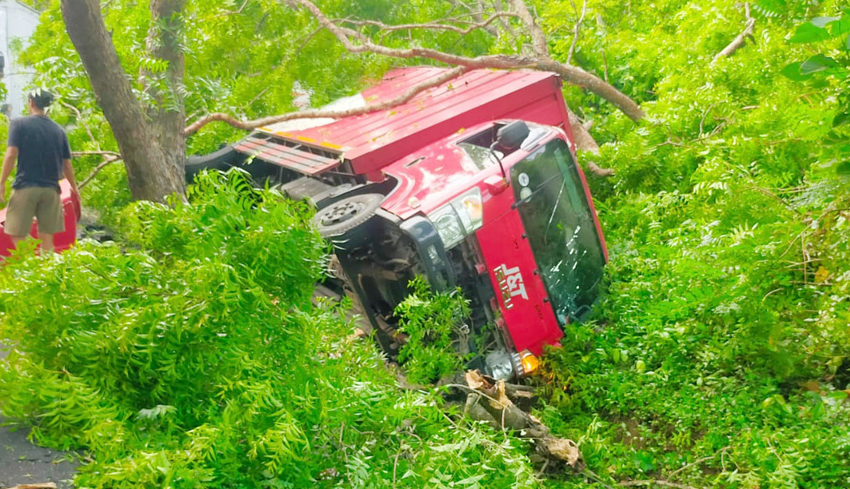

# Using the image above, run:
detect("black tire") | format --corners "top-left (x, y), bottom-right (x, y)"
top-left (313, 193), bottom-right (383, 239)
top-left (185, 145), bottom-right (243, 184)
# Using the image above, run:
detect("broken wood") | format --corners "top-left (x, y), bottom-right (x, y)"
top-left (460, 370), bottom-right (584, 471)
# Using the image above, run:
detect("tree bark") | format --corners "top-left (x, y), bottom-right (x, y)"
top-left (144, 0), bottom-right (187, 195)
top-left (60, 0), bottom-right (185, 202)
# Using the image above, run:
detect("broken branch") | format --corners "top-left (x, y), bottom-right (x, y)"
top-left (184, 66), bottom-right (469, 136)
top-left (460, 371), bottom-right (584, 470)
top-left (287, 0), bottom-right (645, 122)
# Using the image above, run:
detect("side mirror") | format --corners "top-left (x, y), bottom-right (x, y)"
top-left (484, 175), bottom-right (509, 195)
top-left (496, 121), bottom-right (530, 151)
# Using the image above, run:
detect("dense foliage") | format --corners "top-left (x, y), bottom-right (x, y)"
top-left (533, 0), bottom-right (850, 487)
top-left (395, 277), bottom-right (471, 385)
top-left (0, 171), bottom-right (539, 488)
top-left (1, 0), bottom-right (849, 487)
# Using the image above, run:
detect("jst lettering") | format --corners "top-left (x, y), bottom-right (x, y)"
top-left (494, 264), bottom-right (528, 310)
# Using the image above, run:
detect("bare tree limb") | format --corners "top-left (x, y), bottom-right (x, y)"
top-left (567, 0), bottom-right (587, 65)
top-left (78, 155), bottom-right (122, 190)
top-left (493, 0), bottom-right (517, 37)
top-left (711, 3), bottom-right (755, 65)
top-left (72, 150), bottom-right (122, 158)
top-left (339, 12), bottom-right (517, 37)
top-left (507, 0), bottom-right (548, 56)
top-left (567, 110), bottom-right (615, 177)
top-left (286, 0), bottom-right (645, 122)
top-left (184, 66), bottom-right (469, 136)
top-left (60, 101), bottom-right (98, 145)
top-left (221, 0), bottom-right (250, 15)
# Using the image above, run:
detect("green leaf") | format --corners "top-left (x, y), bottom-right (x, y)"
top-left (781, 62), bottom-right (809, 81)
top-left (789, 22), bottom-right (832, 44)
top-left (833, 111), bottom-right (850, 128)
top-left (800, 54), bottom-right (840, 75)
top-left (827, 14), bottom-right (850, 37)
top-left (811, 16), bottom-right (841, 29)
top-left (836, 160), bottom-right (850, 175)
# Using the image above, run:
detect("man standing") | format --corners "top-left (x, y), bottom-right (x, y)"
top-left (0, 88), bottom-right (78, 253)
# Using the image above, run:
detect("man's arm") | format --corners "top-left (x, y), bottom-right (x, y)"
top-left (0, 146), bottom-right (18, 203)
top-left (62, 159), bottom-right (78, 195)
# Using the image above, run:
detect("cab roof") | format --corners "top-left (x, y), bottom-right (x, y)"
top-left (255, 67), bottom-right (560, 175)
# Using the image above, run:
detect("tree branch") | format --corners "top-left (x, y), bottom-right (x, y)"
top-left (339, 12), bottom-right (517, 37)
top-left (507, 0), bottom-right (548, 56)
top-left (78, 155), bottom-right (123, 190)
top-left (286, 0), bottom-right (645, 122)
top-left (72, 150), bottom-right (121, 158)
top-left (711, 3), bottom-right (755, 65)
top-left (184, 66), bottom-right (469, 136)
top-left (567, 0), bottom-right (587, 65)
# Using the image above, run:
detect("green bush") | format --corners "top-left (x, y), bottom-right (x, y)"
top-left (0, 170), bottom-right (541, 488)
top-left (395, 277), bottom-right (471, 384)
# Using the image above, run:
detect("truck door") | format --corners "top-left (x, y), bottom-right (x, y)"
top-left (475, 182), bottom-right (564, 356)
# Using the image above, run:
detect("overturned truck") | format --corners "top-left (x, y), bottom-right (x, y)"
top-left (189, 67), bottom-right (608, 379)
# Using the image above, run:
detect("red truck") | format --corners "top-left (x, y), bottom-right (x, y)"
top-left (190, 67), bottom-right (608, 379)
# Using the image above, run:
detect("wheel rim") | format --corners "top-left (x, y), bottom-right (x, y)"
top-left (320, 200), bottom-right (365, 227)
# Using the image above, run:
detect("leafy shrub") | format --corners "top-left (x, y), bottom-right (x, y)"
top-left (395, 277), bottom-right (471, 384)
top-left (0, 170), bottom-right (541, 488)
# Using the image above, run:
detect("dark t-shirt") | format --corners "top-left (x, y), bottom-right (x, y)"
top-left (7, 115), bottom-right (71, 190)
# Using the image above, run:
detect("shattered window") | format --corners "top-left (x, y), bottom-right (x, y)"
top-left (511, 138), bottom-right (605, 324)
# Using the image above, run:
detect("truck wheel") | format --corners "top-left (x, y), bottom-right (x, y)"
top-left (314, 193), bottom-right (383, 240)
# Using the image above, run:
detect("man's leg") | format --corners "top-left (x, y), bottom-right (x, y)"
top-left (37, 233), bottom-right (54, 254)
top-left (34, 187), bottom-right (64, 255)
top-left (3, 188), bottom-right (37, 254)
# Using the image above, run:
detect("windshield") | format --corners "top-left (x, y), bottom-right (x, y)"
top-left (511, 138), bottom-right (605, 324)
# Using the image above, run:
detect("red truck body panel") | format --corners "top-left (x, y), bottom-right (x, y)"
top-left (258, 68), bottom-right (578, 176)
top-left (0, 180), bottom-right (80, 257)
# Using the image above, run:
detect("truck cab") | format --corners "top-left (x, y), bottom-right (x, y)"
top-left (196, 67), bottom-right (608, 379)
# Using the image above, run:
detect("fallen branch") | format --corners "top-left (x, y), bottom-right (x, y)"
top-left (568, 110), bottom-right (615, 176)
top-left (286, 0), bottom-right (645, 122)
top-left (184, 66), bottom-right (468, 136)
top-left (459, 371), bottom-right (584, 471)
top-left (711, 3), bottom-right (755, 65)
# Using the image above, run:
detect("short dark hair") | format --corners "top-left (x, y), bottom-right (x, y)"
top-left (28, 88), bottom-right (55, 110)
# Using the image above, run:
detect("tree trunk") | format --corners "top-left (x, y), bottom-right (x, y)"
top-left (60, 0), bottom-right (185, 202)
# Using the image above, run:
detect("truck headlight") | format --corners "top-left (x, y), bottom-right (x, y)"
top-left (484, 349), bottom-right (516, 380)
top-left (429, 188), bottom-right (483, 249)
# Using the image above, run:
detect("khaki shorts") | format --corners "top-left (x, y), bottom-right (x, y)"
top-left (3, 186), bottom-right (65, 236)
